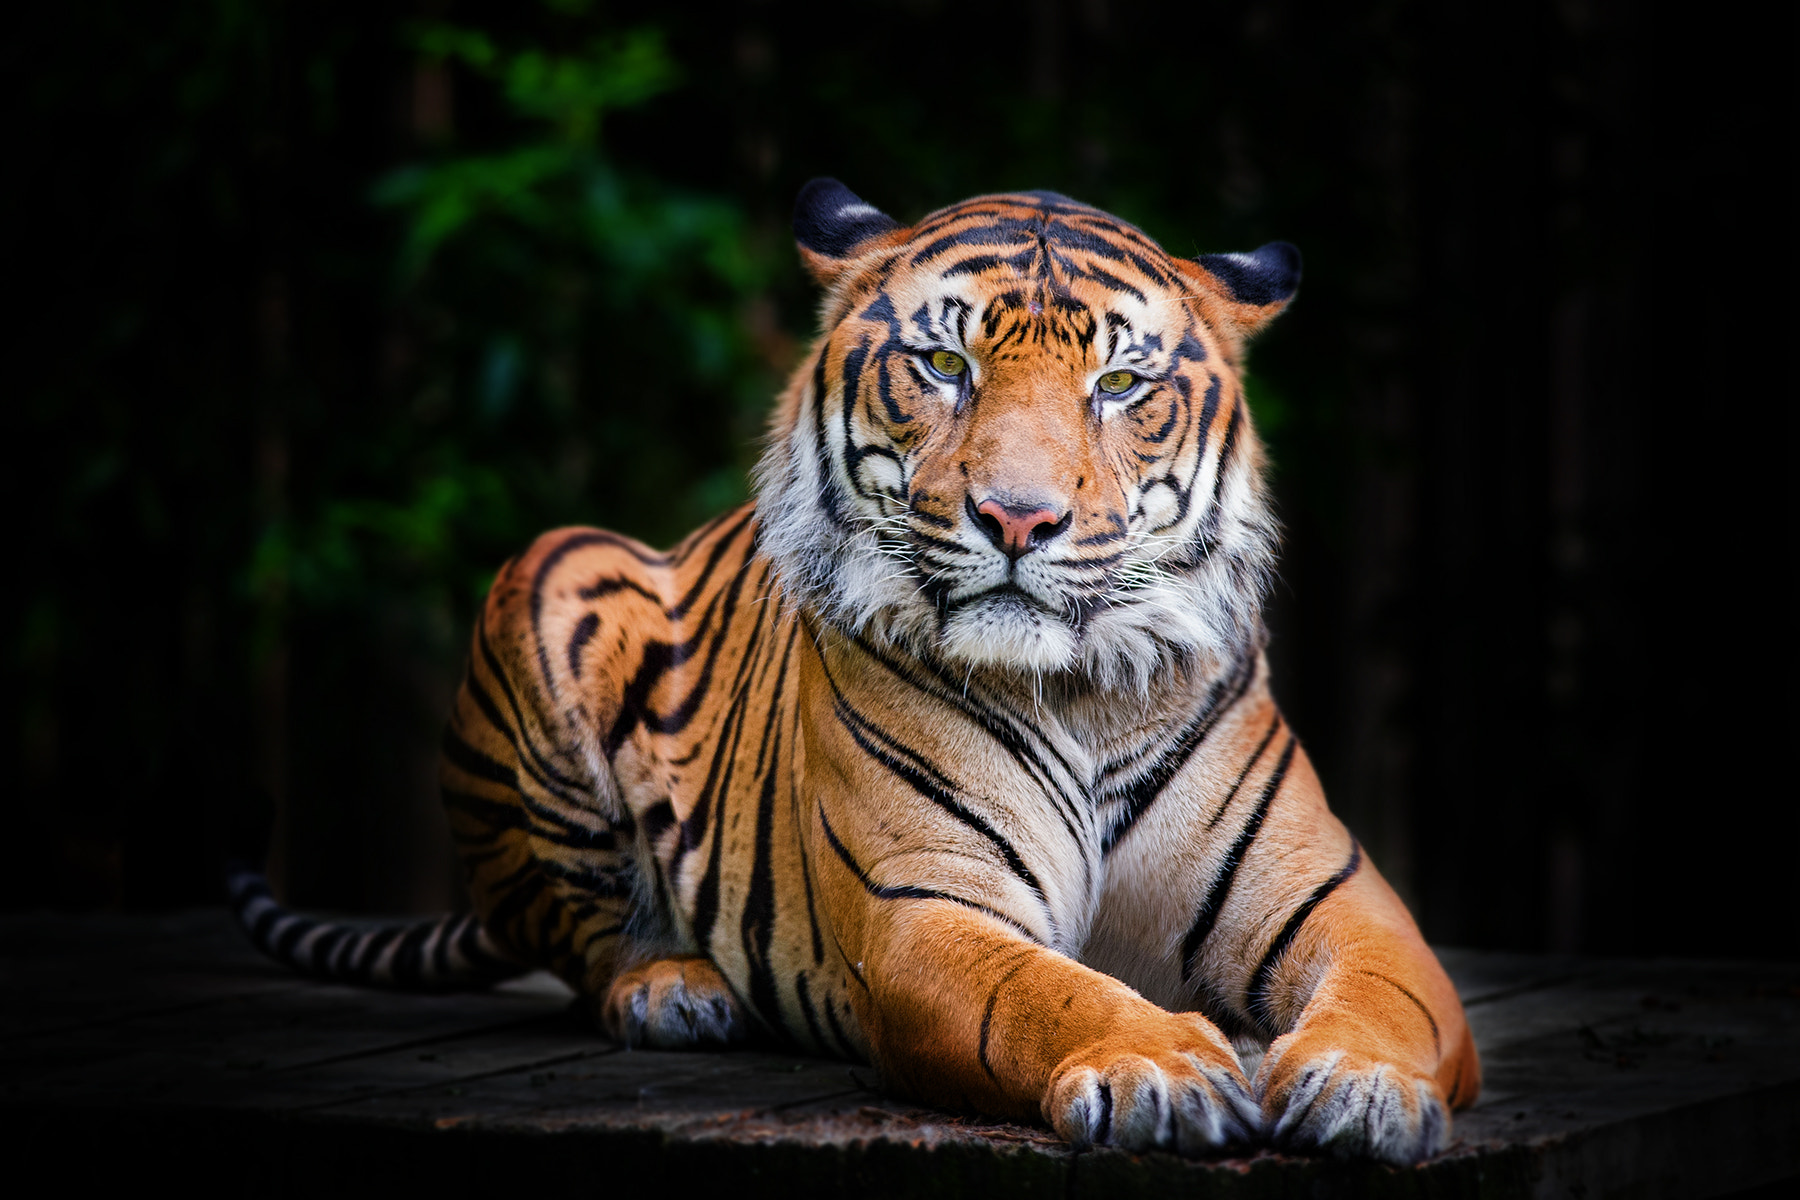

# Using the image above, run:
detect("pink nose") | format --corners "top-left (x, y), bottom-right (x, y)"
top-left (974, 497), bottom-right (1070, 559)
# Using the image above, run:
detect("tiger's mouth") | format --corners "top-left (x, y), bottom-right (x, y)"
top-left (947, 581), bottom-right (1066, 619)
top-left (904, 517), bottom-right (1115, 671)
top-left (933, 584), bottom-right (1083, 671)
top-left (881, 492), bottom-right (1135, 670)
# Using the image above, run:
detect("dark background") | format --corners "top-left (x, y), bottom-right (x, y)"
top-left (6, 1), bottom-right (1794, 959)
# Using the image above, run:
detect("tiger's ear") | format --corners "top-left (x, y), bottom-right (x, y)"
top-left (1177, 241), bottom-right (1302, 362)
top-left (793, 178), bottom-right (902, 288)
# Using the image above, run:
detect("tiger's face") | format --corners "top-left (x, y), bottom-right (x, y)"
top-left (757, 183), bottom-right (1298, 688)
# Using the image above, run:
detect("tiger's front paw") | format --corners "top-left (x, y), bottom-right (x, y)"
top-left (1258, 1037), bottom-right (1448, 1165)
top-left (598, 955), bottom-right (747, 1049)
top-left (1044, 1018), bottom-right (1262, 1155)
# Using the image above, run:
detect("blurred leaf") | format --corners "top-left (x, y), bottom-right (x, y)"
top-left (272, 10), bottom-right (774, 631)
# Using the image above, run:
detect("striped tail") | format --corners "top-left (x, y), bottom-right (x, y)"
top-left (226, 863), bottom-right (525, 989)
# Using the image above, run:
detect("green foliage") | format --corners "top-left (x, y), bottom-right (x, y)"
top-left (254, 11), bottom-right (775, 643)
top-left (1, 0), bottom-right (1384, 913)
top-left (377, 25), bottom-right (683, 275)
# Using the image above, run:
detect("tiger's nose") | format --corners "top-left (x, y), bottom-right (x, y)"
top-left (970, 496), bottom-right (1071, 560)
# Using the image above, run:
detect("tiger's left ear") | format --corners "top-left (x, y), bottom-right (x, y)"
top-left (793, 178), bottom-right (903, 288)
top-left (1177, 241), bottom-right (1302, 362)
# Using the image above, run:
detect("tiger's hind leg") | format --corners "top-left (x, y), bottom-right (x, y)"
top-left (446, 526), bottom-right (751, 1050)
top-left (598, 954), bottom-right (747, 1048)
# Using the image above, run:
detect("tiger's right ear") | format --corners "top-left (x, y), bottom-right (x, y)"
top-left (1174, 241), bottom-right (1302, 366)
top-left (793, 179), bottom-right (902, 288)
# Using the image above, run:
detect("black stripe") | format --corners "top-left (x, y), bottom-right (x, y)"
top-left (809, 350), bottom-right (850, 527)
top-left (1245, 840), bottom-right (1363, 1030)
top-left (848, 630), bottom-right (1091, 855)
top-left (909, 219), bottom-right (1043, 266)
top-left (248, 902), bottom-right (283, 943)
top-left (1193, 399), bottom-right (1244, 545)
top-left (310, 925), bottom-right (351, 975)
top-left (482, 867), bottom-right (550, 938)
top-left (641, 799), bottom-right (676, 844)
top-left (1355, 966), bottom-right (1440, 1056)
top-left (671, 501), bottom-right (748, 565)
top-left (577, 575), bottom-right (662, 604)
top-left (566, 612), bottom-right (599, 677)
top-left (431, 914), bottom-right (456, 978)
top-left (537, 856), bottom-right (632, 897)
top-left (1179, 735), bottom-right (1299, 981)
top-left (1157, 372), bottom-right (1222, 530)
top-left (820, 992), bottom-right (856, 1058)
top-left (349, 925), bottom-right (406, 983)
top-left (791, 736), bottom-right (827, 968)
top-left (456, 914), bottom-right (516, 972)
top-left (388, 919), bottom-right (438, 987)
top-left (1204, 714), bottom-right (1283, 832)
top-left (442, 786), bottom-right (530, 833)
top-left (739, 715), bottom-right (790, 1040)
top-left (794, 972), bottom-right (828, 1054)
top-left (528, 530), bottom-right (664, 701)
top-left (473, 621), bottom-right (589, 798)
top-left (817, 804), bottom-right (1041, 943)
top-left (838, 325), bottom-right (876, 496)
top-left (684, 633), bottom-right (765, 946)
top-left (440, 730), bottom-right (517, 789)
top-left (1076, 263), bottom-right (1147, 304)
top-left (943, 246), bottom-right (1042, 278)
top-left (271, 914), bottom-right (312, 958)
top-left (605, 531), bottom-right (762, 756)
top-left (1100, 655), bottom-right (1259, 854)
top-left (837, 703), bottom-right (1051, 914)
top-left (818, 654), bottom-right (1050, 910)
top-left (977, 952), bottom-right (1036, 1083)
top-left (440, 720), bottom-right (603, 850)
top-left (668, 505), bottom-right (757, 620)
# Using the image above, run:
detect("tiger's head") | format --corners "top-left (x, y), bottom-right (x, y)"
top-left (756, 181), bottom-right (1297, 690)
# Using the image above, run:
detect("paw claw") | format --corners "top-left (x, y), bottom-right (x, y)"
top-left (1263, 1048), bottom-right (1448, 1165)
top-left (1046, 1029), bottom-right (1259, 1155)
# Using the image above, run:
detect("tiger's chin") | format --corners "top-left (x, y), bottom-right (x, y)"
top-left (937, 592), bottom-right (1081, 674)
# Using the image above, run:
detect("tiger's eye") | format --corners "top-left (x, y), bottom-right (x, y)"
top-left (1098, 370), bottom-right (1137, 395)
top-left (930, 350), bottom-right (967, 378)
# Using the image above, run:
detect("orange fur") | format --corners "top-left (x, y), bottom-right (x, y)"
top-left (440, 187), bottom-right (1478, 1163)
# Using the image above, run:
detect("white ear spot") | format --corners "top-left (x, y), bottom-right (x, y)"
top-left (836, 203), bottom-right (880, 220)
top-left (1220, 252), bottom-right (1259, 269)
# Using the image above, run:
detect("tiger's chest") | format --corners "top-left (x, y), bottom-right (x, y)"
top-left (606, 605), bottom-right (1246, 994)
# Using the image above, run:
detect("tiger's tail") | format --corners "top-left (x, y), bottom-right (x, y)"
top-left (225, 863), bottom-right (525, 989)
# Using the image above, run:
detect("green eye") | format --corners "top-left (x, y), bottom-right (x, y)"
top-left (1098, 370), bottom-right (1137, 395)
top-left (929, 350), bottom-right (967, 378)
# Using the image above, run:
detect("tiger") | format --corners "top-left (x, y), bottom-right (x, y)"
top-left (231, 179), bottom-right (1479, 1164)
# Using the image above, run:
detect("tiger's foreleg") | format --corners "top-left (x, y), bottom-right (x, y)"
top-left (1090, 695), bottom-right (1478, 1164)
top-left (1247, 866), bottom-right (1480, 1163)
top-left (798, 632), bottom-right (1258, 1152)
top-left (825, 895), bottom-right (1260, 1153)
